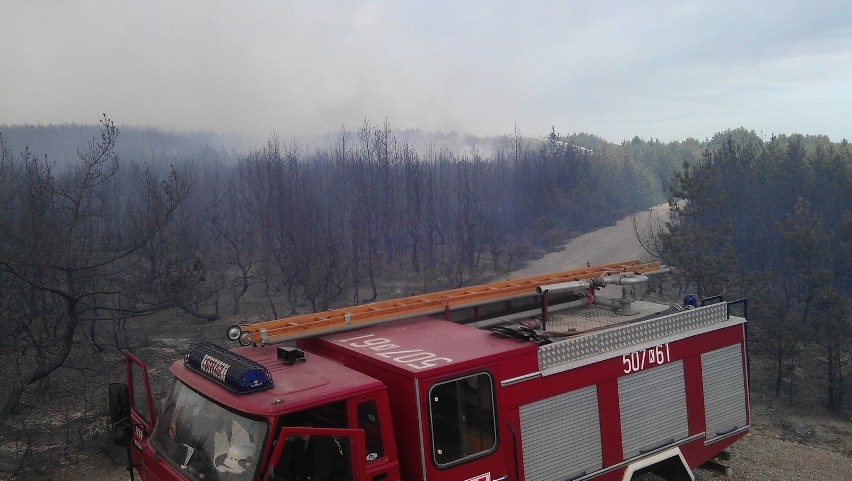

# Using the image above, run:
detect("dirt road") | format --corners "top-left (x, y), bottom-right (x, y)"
top-left (509, 204), bottom-right (667, 278)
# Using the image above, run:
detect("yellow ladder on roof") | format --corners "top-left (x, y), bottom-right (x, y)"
top-left (228, 259), bottom-right (662, 345)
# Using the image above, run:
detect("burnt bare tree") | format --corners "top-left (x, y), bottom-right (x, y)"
top-left (401, 145), bottom-right (427, 273)
top-left (351, 120), bottom-right (385, 302)
top-left (0, 117), bottom-right (193, 414)
top-left (206, 164), bottom-right (263, 315)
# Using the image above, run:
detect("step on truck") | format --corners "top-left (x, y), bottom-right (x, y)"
top-left (109, 259), bottom-right (750, 481)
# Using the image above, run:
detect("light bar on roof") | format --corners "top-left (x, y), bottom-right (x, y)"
top-left (184, 342), bottom-right (273, 393)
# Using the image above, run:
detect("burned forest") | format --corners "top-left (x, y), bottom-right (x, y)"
top-left (0, 121), bottom-right (850, 478)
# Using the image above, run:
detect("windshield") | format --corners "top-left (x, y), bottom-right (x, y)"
top-left (153, 379), bottom-right (267, 481)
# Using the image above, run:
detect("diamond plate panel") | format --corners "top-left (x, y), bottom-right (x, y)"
top-left (538, 303), bottom-right (729, 372)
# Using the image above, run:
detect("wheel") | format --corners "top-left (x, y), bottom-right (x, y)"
top-left (632, 473), bottom-right (667, 481)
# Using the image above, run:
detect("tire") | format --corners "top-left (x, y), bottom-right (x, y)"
top-left (632, 473), bottom-right (667, 481)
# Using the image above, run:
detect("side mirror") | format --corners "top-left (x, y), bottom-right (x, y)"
top-left (108, 382), bottom-right (132, 446)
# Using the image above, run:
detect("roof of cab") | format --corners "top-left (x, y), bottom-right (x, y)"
top-left (314, 317), bottom-right (537, 377)
top-left (170, 344), bottom-right (384, 416)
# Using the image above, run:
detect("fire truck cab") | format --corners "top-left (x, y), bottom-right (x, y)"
top-left (110, 261), bottom-right (749, 481)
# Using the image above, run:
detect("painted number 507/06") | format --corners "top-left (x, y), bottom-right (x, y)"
top-left (622, 343), bottom-right (671, 374)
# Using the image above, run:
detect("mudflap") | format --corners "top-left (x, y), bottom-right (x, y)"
top-left (699, 450), bottom-right (732, 477)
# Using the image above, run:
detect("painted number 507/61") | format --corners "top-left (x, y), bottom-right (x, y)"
top-left (622, 343), bottom-right (671, 374)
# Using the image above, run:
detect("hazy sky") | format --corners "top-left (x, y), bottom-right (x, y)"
top-left (2, 1), bottom-right (850, 144)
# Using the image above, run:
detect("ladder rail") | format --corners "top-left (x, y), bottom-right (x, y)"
top-left (229, 260), bottom-right (662, 345)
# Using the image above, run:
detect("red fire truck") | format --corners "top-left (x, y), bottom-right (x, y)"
top-left (109, 260), bottom-right (750, 481)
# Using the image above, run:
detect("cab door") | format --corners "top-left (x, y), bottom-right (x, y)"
top-left (126, 352), bottom-right (157, 465)
top-left (422, 371), bottom-right (509, 481)
top-left (265, 427), bottom-right (367, 480)
top-left (350, 394), bottom-right (401, 481)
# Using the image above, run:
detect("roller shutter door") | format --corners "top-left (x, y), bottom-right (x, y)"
top-left (520, 385), bottom-right (602, 481)
top-left (702, 344), bottom-right (747, 440)
top-left (618, 361), bottom-right (688, 459)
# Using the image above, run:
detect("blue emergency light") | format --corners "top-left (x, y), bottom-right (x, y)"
top-left (184, 342), bottom-right (274, 393)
